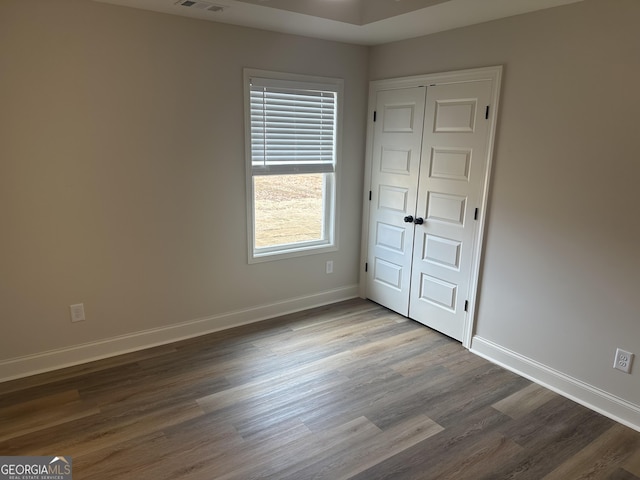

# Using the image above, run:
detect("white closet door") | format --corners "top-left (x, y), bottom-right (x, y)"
top-left (366, 87), bottom-right (426, 316)
top-left (409, 80), bottom-right (494, 341)
top-left (364, 69), bottom-right (501, 344)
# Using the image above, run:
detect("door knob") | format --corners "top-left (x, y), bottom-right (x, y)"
top-left (403, 215), bottom-right (414, 223)
top-left (414, 217), bottom-right (424, 225)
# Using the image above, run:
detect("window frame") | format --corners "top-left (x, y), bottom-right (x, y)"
top-left (244, 68), bottom-right (343, 263)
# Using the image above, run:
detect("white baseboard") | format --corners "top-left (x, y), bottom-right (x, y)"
top-left (0, 285), bottom-right (359, 384)
top-left (471, 336), bottom-right (640, 432)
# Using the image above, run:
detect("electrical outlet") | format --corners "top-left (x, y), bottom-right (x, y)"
top-left (613, 348), bottom-right (634, 374)
top-left (70, 303), bottom-right (85, 323)
top-left (326, 260), bottom-right (333, 274)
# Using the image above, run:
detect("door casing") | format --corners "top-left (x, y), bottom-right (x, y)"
top-left (359, 66), bottom-right (503, 348)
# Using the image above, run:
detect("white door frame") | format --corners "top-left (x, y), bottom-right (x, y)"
top-left (359, 66), bottom-right (503, 348)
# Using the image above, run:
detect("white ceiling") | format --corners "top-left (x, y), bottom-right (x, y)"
top-left (93, 0), bottom-right (584, 46)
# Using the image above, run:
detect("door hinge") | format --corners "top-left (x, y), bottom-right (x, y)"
top-left (373, 111), bottom-right (377, 122)
top-left (369, 190), bottom-right (372, 201)
top-left (474, 208), bottom-right (479, 220)
top-left (365, 262), bottom-right (368, 272)
top-left (464, 300), bottom-right (469, 312)
top-left (485, 106), bottom-right (490, 120)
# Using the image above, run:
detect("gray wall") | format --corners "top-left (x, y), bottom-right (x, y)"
top-left (0, 0), bottom-right (368, 364)
top-left (370, 0), bottom-right (640, 407)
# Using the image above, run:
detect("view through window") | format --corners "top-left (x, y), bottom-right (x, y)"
top-left (245, 70), bottom-right (342, 261)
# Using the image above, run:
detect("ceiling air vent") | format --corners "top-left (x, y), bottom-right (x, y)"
top-left (175, 0), bottom-right (226, 13)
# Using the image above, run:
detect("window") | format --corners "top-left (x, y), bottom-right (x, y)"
top-left (244, 69), bottom-right (342, 262)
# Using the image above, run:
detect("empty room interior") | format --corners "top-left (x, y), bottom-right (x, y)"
top-left (2, 0), bottom-right (640, 478)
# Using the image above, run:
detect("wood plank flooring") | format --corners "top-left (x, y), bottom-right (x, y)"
top-left (2, 298), bottom-right (640, 479)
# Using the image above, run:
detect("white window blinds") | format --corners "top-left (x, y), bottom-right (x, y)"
top-left (250, 77), bottom-right (337, 175)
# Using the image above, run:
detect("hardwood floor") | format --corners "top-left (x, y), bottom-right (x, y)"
top-left (2, 298), bottom-right (640, 479)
